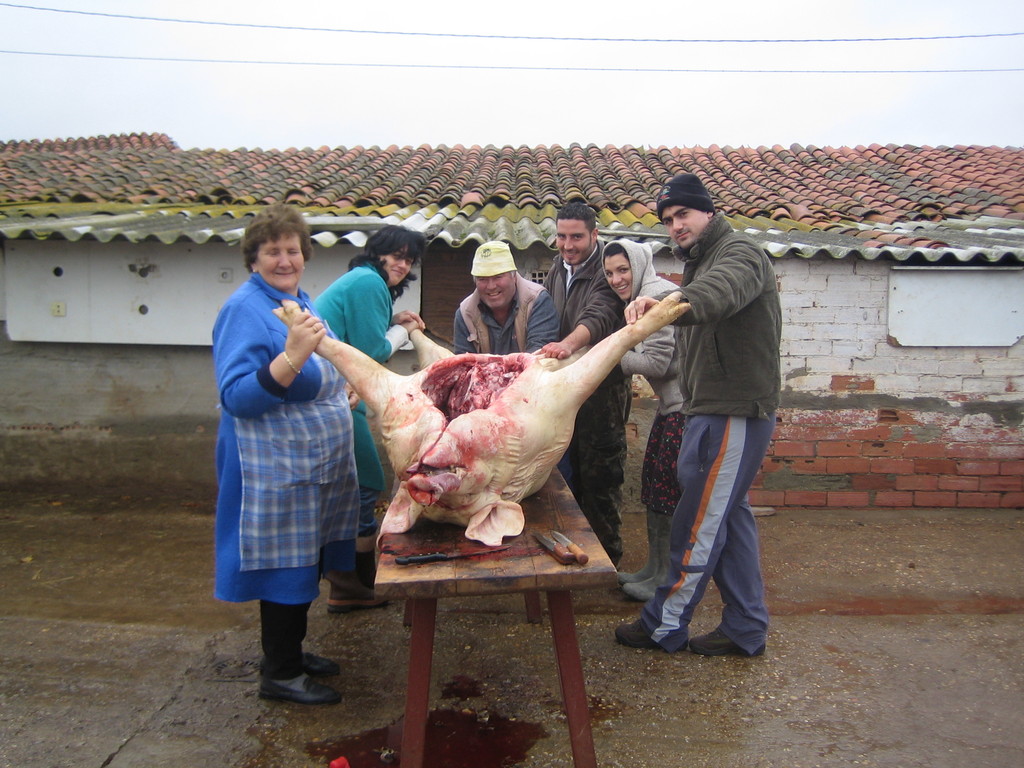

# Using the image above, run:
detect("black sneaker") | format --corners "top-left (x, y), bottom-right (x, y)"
top-left (688, 628), bottom-right (764, 657)
top-left (614, 619), bottom-right (661, 650)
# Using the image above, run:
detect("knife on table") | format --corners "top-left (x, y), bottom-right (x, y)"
top-left (534, 532), bottom-right (576, 565)
top-left (550, 531), bottom-right (589, 565)
top-left (394, 546), bottom-right (511, 565)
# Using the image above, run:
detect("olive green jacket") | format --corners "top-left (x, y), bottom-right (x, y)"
top-left (663, 214), bottom-right (781, 419)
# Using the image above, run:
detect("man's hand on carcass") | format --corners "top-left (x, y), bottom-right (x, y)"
top-left (625, 296), bottom-right (659, 325)
top-left (538, 341), bottom-right (574, 359)
top-left (539, 324), bottom-right (591, 359)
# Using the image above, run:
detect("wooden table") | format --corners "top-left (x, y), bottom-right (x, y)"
top-left (375, 471), bottom-right (617, 768)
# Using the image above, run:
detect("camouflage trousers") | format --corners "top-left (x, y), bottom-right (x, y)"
top-left (565, 378), bottom-right (630, 566)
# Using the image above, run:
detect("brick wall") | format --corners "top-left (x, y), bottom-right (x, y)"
top-left (747, 258), bottom-right (1024, 510)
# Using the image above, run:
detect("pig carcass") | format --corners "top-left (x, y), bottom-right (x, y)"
top-left (275, 293), bottom-right (688, 546)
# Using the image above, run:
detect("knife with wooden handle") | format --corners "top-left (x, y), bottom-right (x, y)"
top-left (551, 531), bottom-right (589, 565)
top-left (534, 532), bottom-right (576, 564)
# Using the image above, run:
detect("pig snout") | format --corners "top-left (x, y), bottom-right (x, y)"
top-left (406, 470), bottom-right (463, 506)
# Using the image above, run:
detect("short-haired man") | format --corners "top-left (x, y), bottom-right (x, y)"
top-left (540, 202), bottom-right (630, 565)
top-left (454, 241), bottom-right (559, 355)
top-left (615, 173), bottom-right (781, 657)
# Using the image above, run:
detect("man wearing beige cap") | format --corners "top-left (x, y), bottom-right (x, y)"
top-left (454, 240), bottom-right (560, 355)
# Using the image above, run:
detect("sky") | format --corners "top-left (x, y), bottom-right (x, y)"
top-left (1, 0), bottom-right (1022, 151)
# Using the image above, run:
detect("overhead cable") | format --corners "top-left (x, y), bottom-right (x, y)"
top-left (1, 2), bottom-right (1022, 44)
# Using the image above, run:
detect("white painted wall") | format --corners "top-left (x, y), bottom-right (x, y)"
top-left (3, 240), bottom-right (421, 345)
top-left (775, 259), bottom-right (1024, 400)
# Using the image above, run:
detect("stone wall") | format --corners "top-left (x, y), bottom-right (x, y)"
top-left (751, 259), bottom-right (1024, 510)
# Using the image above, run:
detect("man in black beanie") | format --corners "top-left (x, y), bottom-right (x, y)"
top-left (615, 173), bottom-right (782, 658)
top-left (657, 173), bottom-right (715, 218)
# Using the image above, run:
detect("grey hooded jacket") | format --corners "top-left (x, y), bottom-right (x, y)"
top-left (606, 239), bottom-right (686, 415)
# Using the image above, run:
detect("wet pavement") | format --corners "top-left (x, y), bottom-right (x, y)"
top-left (1, 486), bottom-right (1022, 768)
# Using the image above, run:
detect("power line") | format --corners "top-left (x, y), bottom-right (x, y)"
top-left (2, 49), bottom-right (1020, 74)
top-left (1, 2), bottom-right (1022, 44)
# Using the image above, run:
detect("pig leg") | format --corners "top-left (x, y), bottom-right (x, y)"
top-left (275, 300), bottom-right (408, 417)
top-left (544, 292), bottom-right (690, 409)
top-left (407, 328), bottom-right (454, 367)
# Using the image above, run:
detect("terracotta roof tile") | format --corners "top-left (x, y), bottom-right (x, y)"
top-left (1, 133), bottom-right (1022, 264)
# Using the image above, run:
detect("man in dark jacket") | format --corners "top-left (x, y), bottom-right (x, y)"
top-left (615, 174), bottom-right (781, 656)
top-left (541, 202), bottom-right (629, 564)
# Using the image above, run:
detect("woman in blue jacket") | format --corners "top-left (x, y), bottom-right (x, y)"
top-left (213, 204), bottom-right (359, 705)
top-left (315, 225), bottom-right (426, 611)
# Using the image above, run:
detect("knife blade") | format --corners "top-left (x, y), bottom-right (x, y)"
top-left (394, 545), bottom-right (511, 565)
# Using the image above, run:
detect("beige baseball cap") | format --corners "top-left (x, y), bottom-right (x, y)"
top-left (471, 241), bottom-right (517, 277)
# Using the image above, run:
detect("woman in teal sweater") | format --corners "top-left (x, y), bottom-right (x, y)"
top-left (315, 225), bottom-right (426, 611)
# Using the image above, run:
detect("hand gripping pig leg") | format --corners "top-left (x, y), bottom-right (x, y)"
top-left (275, 300), bottom-right (406, 417)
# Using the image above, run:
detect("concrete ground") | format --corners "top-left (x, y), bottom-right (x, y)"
top-left (1, 485), bottom-right (1022, 768)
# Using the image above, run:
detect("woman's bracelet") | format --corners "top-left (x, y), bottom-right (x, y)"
top-left (282, 351), bottom-right (301, 375)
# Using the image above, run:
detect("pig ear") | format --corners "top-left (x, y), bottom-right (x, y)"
top-left (379, 486), bottom-right (421, 537)
top-left (464, 500), bottom-right (525, 547)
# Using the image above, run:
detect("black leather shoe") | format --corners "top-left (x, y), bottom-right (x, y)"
top-left (614, 619), bottom-right (661, 650)
top-left (302, 652), bottom-right (340, 677)
top-left (258, 674), bottom-right (341, 705)
top-left (259, 653), bottom-right (340, 677)
top-left (688, 628), bottom-right (765, 657)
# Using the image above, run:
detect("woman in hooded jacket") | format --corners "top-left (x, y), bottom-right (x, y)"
top-left (603, 239), bottom-right (687, 601)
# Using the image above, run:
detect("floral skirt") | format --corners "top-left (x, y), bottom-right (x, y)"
top-left (641, 410), bottom-right (685, 514)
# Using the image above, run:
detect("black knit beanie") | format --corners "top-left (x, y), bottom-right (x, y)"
top-left (656, 173), bottom-right (715, 218)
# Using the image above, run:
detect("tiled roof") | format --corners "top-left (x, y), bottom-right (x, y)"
top-left (1, 134), bottom-right (1022, 263)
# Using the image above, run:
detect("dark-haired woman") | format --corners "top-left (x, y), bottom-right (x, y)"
top-left (315, 225), bottom-right (426, 611)
top-left (213, 204), bottom-right (359, 706)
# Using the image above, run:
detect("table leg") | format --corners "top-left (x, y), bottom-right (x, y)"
top-left (545, 590), bottom-right (597, 768)
top-left (400, 597), bottom-right (437, 768)
top-left (523, 591), bottom-right (543, 623)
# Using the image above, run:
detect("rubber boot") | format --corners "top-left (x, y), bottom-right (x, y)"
top-left (618, 509), bottom-right (664, 584)
top-left (354, 551), bottom-right (378, 590)
top-left (326, 539), bottom-right (388, 615)
top-left (354, 534), bottom-right (379, 590)
top-left (621, 512), bottom-right (672, 602)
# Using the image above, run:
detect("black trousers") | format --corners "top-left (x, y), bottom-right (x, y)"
top-left (260, 600), bottom-right (311, 680)
top-left (567, 379), bottom-right (630, 566)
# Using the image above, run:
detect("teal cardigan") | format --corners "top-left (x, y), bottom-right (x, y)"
top-left (314, 264), bottom-right (395, 491)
